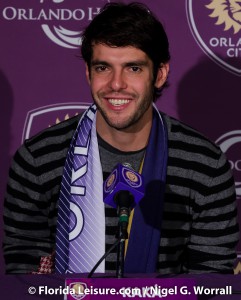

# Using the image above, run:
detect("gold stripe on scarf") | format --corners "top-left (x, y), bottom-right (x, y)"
top-left (125, 156), bottom-right (145, 256)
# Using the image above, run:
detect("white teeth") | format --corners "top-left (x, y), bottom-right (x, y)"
top-left (108, 99), bottom-right (130, 106)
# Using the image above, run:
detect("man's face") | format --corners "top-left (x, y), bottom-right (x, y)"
top-left (86, 44), bottom-right (168, 131)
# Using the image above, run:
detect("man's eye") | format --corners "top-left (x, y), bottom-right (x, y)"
top-left (95, 66), bottom-right (107, 72)
top-left (130, 66), bottom-right (141, 72)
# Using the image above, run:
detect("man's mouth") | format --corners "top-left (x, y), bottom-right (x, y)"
top-left (107, 99), bottom-right (130, 106)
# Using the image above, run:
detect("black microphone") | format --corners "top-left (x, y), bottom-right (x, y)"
top-left (103, 163), bottom-right (144, 237)
top-left (115, 190), bottom-right (134, 238)
top-left (88, 164), bottom-right (144, 278)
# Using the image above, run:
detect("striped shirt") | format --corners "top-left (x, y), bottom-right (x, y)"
top-left (3, 112), bottom-right (239, 274)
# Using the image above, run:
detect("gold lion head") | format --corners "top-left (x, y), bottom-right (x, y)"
top-left (206, 0), bottom-right (241, 33)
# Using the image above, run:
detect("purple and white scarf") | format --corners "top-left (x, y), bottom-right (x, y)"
top-left (55, 103), bottom-right (168, 274)
top-left (55, 104), bottom-right (105, 273)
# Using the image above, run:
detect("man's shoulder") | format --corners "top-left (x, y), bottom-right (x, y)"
top-left (162, 113), bottom-right (221, 156)
top-left (24, 114), bottom-right (81, 156)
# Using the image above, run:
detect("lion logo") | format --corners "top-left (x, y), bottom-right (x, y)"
top-left (125, 171), bottom-right (138, 183)
top-left (206, 0), bottom-right (241, 33)
top-left (106, 174), bottom-right (115, 188)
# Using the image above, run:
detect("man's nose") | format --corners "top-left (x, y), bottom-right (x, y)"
top-left (108, 70), bottom-right (127, 91)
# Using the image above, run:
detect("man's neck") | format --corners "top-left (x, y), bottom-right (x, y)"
top-left (96, 109), bottom-right (152, 152)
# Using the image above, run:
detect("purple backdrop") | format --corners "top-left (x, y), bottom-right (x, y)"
top-left (0, 0), bottom-right (240, 274)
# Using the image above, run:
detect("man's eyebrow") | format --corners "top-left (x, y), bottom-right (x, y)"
top-left (90, 60), bottom-right (149, 67)
top-left (90, 60), bottom-right (110, 66)
top-left (124, 60), bottom-right (149, 66)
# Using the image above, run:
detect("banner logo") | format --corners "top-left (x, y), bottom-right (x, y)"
top-left (186, 0), bottom-right (241, 76)
top-left (1, 0), bottom-right (108, 49)
top-left (41, 24), bottom-right (82, 49)
top-left (207, 0), bottom-right (241, 34)
top-left (68, 282), bottom-right (88, 300)
top-left (215, 130), bottom-right (241, 198)
top-left (22, 102), bottom-right (89, 141)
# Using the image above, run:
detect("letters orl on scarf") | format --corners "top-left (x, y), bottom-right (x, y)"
top-left (55, 104), bottom-right (168, 274)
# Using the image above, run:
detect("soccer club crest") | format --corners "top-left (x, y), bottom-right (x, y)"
top-left (186, 0), bottom-right (241, 76)
top-left (22, 102), bottom-right (89, 142)
top-left (215, 130), bottom-right (241, 199)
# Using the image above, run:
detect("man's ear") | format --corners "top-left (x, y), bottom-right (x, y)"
top-left (154, 63), bottom-right (169, 89)
top-left (85, 63), bottom-right (91, 84)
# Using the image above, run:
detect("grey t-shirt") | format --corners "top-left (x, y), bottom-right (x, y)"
top-left (97, 133), bottom-right (146, 271)
top-left (97, 133), bottom-right (146, 174)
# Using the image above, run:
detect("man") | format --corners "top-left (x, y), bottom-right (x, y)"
top-left (3, 2), bottom-right (239, 275)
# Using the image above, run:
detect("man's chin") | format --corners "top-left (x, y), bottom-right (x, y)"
top-left (106, 121), bottom-right (130, 131)
top-left (97, 108), bottom-right (138, 130)
top-left (103, 116), bottom-right (131, 130)
top-left (105, 117), bottom-right (141, 131)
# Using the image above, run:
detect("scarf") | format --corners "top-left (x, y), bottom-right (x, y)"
top-left (55, 103), bottom-right (168, 274)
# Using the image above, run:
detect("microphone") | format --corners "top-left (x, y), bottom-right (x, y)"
top-left (87, 164), bottom-right (144, 278)
top-left (103, 163), bottom-right (144, 237)
top-left (103, 163), bottom-right (144, 208)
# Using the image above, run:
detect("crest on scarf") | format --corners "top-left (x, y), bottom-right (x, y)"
top-left (186, 0), bottom-right (241, 76)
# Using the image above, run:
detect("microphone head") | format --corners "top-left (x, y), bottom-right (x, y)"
top-left (103, 163), bottom-right (144, 209)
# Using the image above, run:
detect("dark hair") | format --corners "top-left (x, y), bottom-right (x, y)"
top-left (81, 2), bottom-right (170, 100)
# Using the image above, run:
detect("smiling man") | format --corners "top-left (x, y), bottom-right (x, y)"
top-left (3, 2), bottom-right (239, 275)
top-left (88, 44), bottom-right (169, 151)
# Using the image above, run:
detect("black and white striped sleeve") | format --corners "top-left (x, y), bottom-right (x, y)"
top-left (3, 142), bottom-right (55, 273)
top-left (186, 148), bottom-right (239, 273)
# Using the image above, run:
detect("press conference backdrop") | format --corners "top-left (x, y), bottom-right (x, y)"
top-left (0, 0), bottom-right (240, 274)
